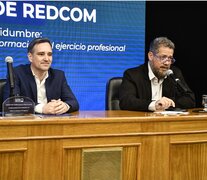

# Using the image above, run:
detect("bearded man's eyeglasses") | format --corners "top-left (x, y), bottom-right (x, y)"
top-left (153, 54), bottom-right (176, 64)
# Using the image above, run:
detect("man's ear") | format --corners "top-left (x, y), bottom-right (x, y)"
top-left (148, 51), bottom-right (153, 61)
top-left (28, 53), bottom-right (32, 63)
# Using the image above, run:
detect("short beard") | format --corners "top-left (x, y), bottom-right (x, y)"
top-left (153, 68), bottom-right (166, 79)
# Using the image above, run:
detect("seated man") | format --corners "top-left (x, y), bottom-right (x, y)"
top-left (3, 37), bottom-right (79, 114)
top-left (119, 37), bottom-right (195, 111)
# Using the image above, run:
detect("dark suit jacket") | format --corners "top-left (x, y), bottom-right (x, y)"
top-left (3, 64), bottom-right (79, 113)
top-left (119, 63), bottom-right (195, 111)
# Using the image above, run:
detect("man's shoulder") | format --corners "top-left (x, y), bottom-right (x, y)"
top-left (170, 65), bottom-right (182, 74)
top-left (48, 68), bottom-right (65, 77)
top-left (124, 64), bottom-right (146, 74)
top-left (14, 64), bottom-right (30, 72)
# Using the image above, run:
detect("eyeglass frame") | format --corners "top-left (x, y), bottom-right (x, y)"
top-left (153, 53), bottom-right (176, 64)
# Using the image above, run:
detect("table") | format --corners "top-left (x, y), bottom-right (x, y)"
top-left (0, 109), bottom-right (207, 180)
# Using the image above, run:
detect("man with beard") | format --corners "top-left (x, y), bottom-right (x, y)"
top-left (119, 37), bottom-right (195, 111)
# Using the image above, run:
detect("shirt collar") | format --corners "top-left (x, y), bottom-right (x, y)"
top-left (31, 68), bottom-right (49, 80)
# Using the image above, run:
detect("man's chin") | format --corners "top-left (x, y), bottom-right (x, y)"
top-left (157, 71), bottom-right (167, 79)
top-left (41, 67), bottom-right (50, 71)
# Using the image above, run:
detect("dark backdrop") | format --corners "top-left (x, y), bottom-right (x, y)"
top-left (146, 1), bottom-right (207, 107)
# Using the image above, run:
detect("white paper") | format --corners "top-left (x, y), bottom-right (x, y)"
top-left (154, 111), bottom-right (189, 115)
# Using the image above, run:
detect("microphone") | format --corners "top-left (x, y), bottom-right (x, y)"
top-left (5, 56), bottom-right (15, 97)
top-left (166, 69), bottom-right (188, 93)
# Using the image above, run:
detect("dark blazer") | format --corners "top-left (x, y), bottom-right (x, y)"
top-left (3, 64), bottom-right (79, 113)
top-left (119, 63), bottom-right (195, 111)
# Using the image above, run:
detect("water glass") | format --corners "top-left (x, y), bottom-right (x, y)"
top-left (202, 95), bottom-right (207, 111)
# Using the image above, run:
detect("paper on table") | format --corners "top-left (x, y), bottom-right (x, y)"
top-left (154, 111), bottom-right (189, 115)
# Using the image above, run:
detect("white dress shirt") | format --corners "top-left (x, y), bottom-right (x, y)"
top-left (32, 70), bottom-right (49, 113)
top-left (148, 62), bottom-right (164, 111)
top-left (32, 69), bottom-right (70, 114)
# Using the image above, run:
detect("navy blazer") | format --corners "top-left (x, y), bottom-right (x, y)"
top-left (119, 63), bottom-right (195, 111)
top-left (3, 64), bottom-right (79, 113)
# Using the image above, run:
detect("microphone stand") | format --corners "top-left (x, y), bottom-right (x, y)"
top-left (10, 87), bottom-right (15, 97)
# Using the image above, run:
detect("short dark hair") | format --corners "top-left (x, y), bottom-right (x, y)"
top-left (149, 37), bottom-right (175, 54)
top-left (27, 38), bottom-right (52, 53)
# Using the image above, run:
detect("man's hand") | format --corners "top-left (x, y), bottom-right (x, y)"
top-left (42, 99), bottom-right (69, 114)
top-left (155, 97), bottom-right (175, 111)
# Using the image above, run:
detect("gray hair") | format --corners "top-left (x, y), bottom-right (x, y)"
top-left (149, 37), bottom-right (175, 54)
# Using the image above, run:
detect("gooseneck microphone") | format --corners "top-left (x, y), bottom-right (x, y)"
top-left (5, 56), bottom-right (15, 97)
top-left (166, 69), bottom-right (188, 93)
